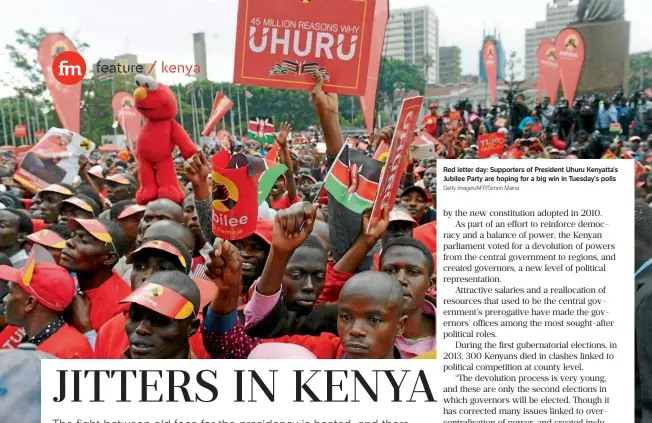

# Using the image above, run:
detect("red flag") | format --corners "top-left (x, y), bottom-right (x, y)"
top-left (38, 34), bottom-right (81, 133)
top-left (537, 38), bottom-right (560, 104)
top-left (367, 96), bottom-right (423, 231)
top-left (360, 0), bottom-right (389, 134)
top-left (202, 92), bottom-right (234, 136)
top-left (13, 125), bottom-right (27, 138)
top-left (211, 151), bottom-right (261, 240)
top-left (478, 133), bottom-right (506, 159)
top-left (111, 92), bottom-right (142, 149)
top-left (483, 40), bottom-right (498, 106)
top-left (555, 28), bottom-right (585, 105)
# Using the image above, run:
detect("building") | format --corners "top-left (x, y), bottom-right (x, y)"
top-left (525, 0), bottom-right (578, 81)
top-left (439, 46), bottom-right (462, 84)
top-left (479, 30), bottom-right (506, 83)
top-left (193, 32), bottom-right (208, 81)
top-left (460, 74), bottom-right (481, 84)
top-left (382, 6), bottom-right (439, 84)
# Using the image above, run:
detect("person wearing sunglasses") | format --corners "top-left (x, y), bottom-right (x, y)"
top-left (120, 270), bottom-right (200, 359)
top-left (60, 219), bottom-right (130, 335)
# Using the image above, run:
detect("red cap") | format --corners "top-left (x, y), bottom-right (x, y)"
top-left (41, 184), bottom-right (73, 196)
top-left (67, 218), bottom-right (113, 243)
top-left (117, 204), bottom-right (146, 219)
top-left (0, 246), bottom-right (75, 312)
top-left (105, 174), bottom-right (131, 185)
top-left (429, 103), bottom-right (438, 109)
top-left (27, 229), bottom-right (67, 249)
top-left (61, 197), bottom-right (94, 214)
top-left (389, 209), bottom-right (418, 227)
top-left (130, 240), bottom-right (188, 273)
top-left (252, 218), bottom-right (273, 245)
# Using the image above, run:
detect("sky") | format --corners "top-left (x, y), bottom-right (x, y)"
top-left (0, 0), bottom-right (650, 97)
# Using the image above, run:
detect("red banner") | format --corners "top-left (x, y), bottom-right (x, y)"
top-left (537, 38), bottom-right (560, 104)
top-left (483, 40), bottom-right (498, 106)
top-left (211, 151), bottom-right (259, 240)
top-left (233, 0), bottom-right (377, 96)
top-left (555, 28), bottom-right (584, 106)
top-left (111, 92), bottom-right (142, 151)
top-left (14, 146), bottom-right (32, 164)
top-left (367, 96), bottom-right (423, 231)
top-left (38, 34), bottom-right (81, 133)
top-left (360, 0), bottom-right (389, 133)
top-left (202, 92), bottom-right (234, 136)
top-left (13, 124), bottom-right (27, 138)
top-left (478, 132), bottom-right (506, 159)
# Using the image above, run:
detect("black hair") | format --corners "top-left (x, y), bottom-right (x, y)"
top-left (132, 234), bottom-right (193, 275)
top-left (635, 200), bottom-right (652, 246)
top-left (0, 252), bottom-right (12, 267)
top-left (58, 193), bottom-right (101, 217)
top-left (108, 173), bottom-right (139, 192)
top-left (340, 271), bottom-right (404, 314)
top-left (48, 223), bottom-right (71, 240)
top-left (380, 236), bottom-right (434, 277)
top-left (96, 218), bottom-right (130, 258)
top-left (636, 187), bottom-right (647, 198)
top-left (112, 160), bottom-right (129, 169)
top-left (109, 200), bottom-right (138, 221)
top-left (75, 185), bottom-right (103, 210)
top-left (143, 220), bottom-right (194, 250)
top-left (4, 208), bottom-right (33, 235)
top-left (145, 270), bottom-right (200, 313)
top-left (297, 234), bottom-right (326, 255)
top-left (0, 193), bottom-right (22, 209)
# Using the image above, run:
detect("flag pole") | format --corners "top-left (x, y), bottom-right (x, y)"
top-left (8, 103), bottom-right (15, 147)
top-left (33, 99), bottom-right (40, 135)
top-left (176, 85), bottom-right (185, 130)
top-left (245, 88), bottom-right (250, 125)
top-left (0, 104), bottom-right (7, 146)
top-left (236, 85), bottom-right (243, 140)
top-left (227, 84), bottom-right (235, 135)
top-left (43, 109), bottom-right (49, 133)
top-left (199, 85), bottom-right (207, 129)
top-left (191, 89), bottom-right (198, 142)
top-left (15, 97), bottom-right (23, 146)
top-left (24, 96), bottom-right (32, 144)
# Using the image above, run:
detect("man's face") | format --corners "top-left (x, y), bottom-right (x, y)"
top-left (298, 179), bottom-right (313, 198)
top-left (517, 96), bottom-right (524, 105)
top-left (107, 180), bottom-right (133, 203)
top-left (302, 156), bottom-right (315, 167)
top-left (427, 179), bottom-right (436, 207)
top-left (429, 106), bottom-right (437, 115)
top-left (0, 282), bottom-right (9, 326)
top-left (543, 98), bottom-right (550, 108)
top-left (3, 282), bottom-right (27, 327)
top-left (297, 168), bottom-right (312, 178)
top-left (270, 176), bottom-right (286, 197)
top-left (309, 183), bottom-right (323, 201)
top-left (125, 304), bottom-right (193, 359)
top-left (400, 191), bottom-right (427, 223)
top-left (423, 167), bottom-right (436, 190)
top-left (118, 212), bottom-right (144, 245)
top-left (233, 236), bottom-right (268, 282)
top-left (337, 286), bottom-right (403, 359)
top-left (380, 246), bottom-right (433, 314)
top-left (0, 210), bottom-right (20, 250)
top-left (381, 221), bottom-right (413, 248)
top-left (90, 175), bottom-right (106, 190)
top-left (38, 192), bottom-right (66, 224)
top-left (60, 228), bottom-right (112, 273)
top-left (130, 251), bottom-right (184, 291)
top-left (136, 204), bottom-right (182, 245)
top-left (57, 203), bottom-right (94, 225)
top-left (29, 195), bottom-right (42, 218)
top-left (282, 247), bottom-right (326, 312)
top-left (182, 196), bottom-right (204, 245)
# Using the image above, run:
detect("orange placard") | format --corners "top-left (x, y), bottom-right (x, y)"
top-left (202, 92), bottom-right (234, 136)
top-left (13, 124), bottom-right (27, 138)
top-left (483, 39), bottom-right (498, 106)
top-left (233, 0), bottom-right (377, 96)
top-left (555, 28), bottom-right (585, 106)
top-left (449, 111), bottom-right (461, 122)
top-left (478, 133), bottom-right (506, 159)
top-left (537, 38), bottom-right (560, 104)
top-left (367, 96), bottom-right (423, 231)
top-left (360, 0), bottom-right (388, 133)
top-left (495, 117), bottom-right (507, 128)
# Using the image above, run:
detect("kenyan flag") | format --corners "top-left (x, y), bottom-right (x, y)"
top-left (257, 142), bottom-right (287, 204)
top-left (248, 117), bottom-right (275, 144)
top-left (324, 144), bottom-right (384, 214)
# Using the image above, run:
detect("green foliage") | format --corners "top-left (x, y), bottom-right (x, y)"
top-left (376, 57), bottom-right (425, 116)
top-left (629, 53), bottom-right (652, 94)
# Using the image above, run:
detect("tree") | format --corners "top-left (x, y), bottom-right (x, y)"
top-left (629, 52), bottom-right (652, 94)
top-left (421, 53), bottom-right (434, 89)
top-left (376, 57), bottom-right (425, 118)
top-left (498, 51), bottom-right (525, 107)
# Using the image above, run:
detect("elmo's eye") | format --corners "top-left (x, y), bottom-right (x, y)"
top-left (145, 83), bottom-right (149, 89)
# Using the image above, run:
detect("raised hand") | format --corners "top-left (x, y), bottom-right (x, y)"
top-left (184, 151), bottom-right (211, 187)
top-left (78, 155), bottom-right (89, 173)
top-left (273, 201), bottom-right (318, 254)
top-left (206, 238), bottom-right (243, 315)
top-left (274, 121), bottom-right (292, 147)
top-left (310, 71), bottom-right (338, 118)
top-left (361, 205), bottom-right (390, 244)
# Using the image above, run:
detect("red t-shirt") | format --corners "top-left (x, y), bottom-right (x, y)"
top-left (421, 115), bottom-right (438, 137)
top-left (0, 325), bottom-right (26, 349)
top-left (84, 271), bottom-right (131, 332)
top-left (269, 332), bottom-right (345, 359)
top-left (95, 312), bottom-right (210, 359)
top-left (271, 194), bottom-right (301, 210)
top-left (37, 324), bottom-right (94, 359)
top-left (31, 219), bottom-right (47, 233)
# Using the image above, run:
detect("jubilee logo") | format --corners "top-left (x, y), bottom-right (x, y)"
top-left (212, 173), bottom-right (239, 212)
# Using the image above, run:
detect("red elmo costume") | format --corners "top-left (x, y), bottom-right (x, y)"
top-left (133, 74), bottom-right (197, 205)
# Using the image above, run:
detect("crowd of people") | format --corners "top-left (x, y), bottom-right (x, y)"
top-left (0, 74), bottom-right (437, 361)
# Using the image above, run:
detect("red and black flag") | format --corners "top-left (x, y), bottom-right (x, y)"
top-left (324, 144), bottom-right (384, 214)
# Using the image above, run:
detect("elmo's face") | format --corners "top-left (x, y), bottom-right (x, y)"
top-left (133, 74), bottom-right (178, 121)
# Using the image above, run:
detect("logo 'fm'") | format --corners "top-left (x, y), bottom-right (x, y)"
top-left (212, 173), bottom-right (239, 212)
top-left (51, 41), bottom-right (86, 86)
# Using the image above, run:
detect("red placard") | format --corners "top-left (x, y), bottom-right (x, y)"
top-left (38, 34), bottom-right (81, 133)
top-left (360, 0), bottom-right (388, 133)
top-left (202, 92), bottom-right (234, 136)
top-left (14, 146), bottom-right (32, 164)
top-left (483, 39), bottom-right (498, 106)
top-left (537, 38), bottom-right (560, 104)
top-left (233, 0), bottom-right (377, 96)
top-left (478, 132), bottom-right (506, 159)
top-left (555, 28), bottom-right (584, 106)
top-left (111, 92), bottom-right (142, 151)
top-left (367, 96), bottom-right (423, 231)
top-left (449, 111), bottom-right (461, 122)
top-left (13, 124), bottom-right (27, 138)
